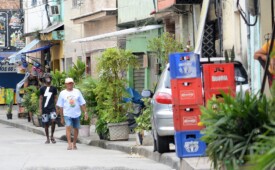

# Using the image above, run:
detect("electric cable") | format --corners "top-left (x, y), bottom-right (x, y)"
top-left (237, 0), bottom-right (258, 27)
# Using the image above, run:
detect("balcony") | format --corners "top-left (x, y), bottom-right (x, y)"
top-left (71, 8), bottom-right (117, 24)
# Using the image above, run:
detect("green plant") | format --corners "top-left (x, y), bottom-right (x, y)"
top-left (200, 91), bottom-right (271, 170)
top-left (148, 32), bottom-right (183, 69)
top-left (50, 69), bottom-right (67, 92)
top-left (134, 98), bottom-right (152, 133)
top-left (67, 59), bottom-right (86, 84)
top-left (7, 100), bottom-right (13, 114)
top-left (21, 86), bottom-right (39, 113)
top-left (248, 83), bottom-right (275, 170)
top-left (80, 112), bottom-right (91, 125)
top-left (95, 112), bottom-right (109, 140)
top-left (29, 91), bottom-right (39, 115)
top-left (76, 77), bottom-right (98, 117)
top-left (94, 48), bottom-right (138, 124)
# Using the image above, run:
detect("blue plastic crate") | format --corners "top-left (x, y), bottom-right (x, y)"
top-left (169, 52), bottom-right (201, 79)
top-left (174, 130), bottom-right (206, 158)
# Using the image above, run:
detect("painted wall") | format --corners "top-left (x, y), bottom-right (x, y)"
top-left (118, 0), bottom-right (155, 24)
top-left (65, 0), bottom-right (117, 76)
top-left (63, 0), bottom-right (82, 71)
top-left (126, 29), bottom-right (159, 52)
top-left (157, 0), bottom-right (175, 11)
top-left (0, 0), bottom-right (20, 9)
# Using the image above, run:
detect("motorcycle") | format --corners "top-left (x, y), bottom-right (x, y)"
top-left (124, 88), bottom-right (144, 133)
top-left (125, 88), bottom-right (153, 134)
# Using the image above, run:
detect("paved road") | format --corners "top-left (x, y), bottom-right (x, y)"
top-left (0, 123), bottom-right (173, 170)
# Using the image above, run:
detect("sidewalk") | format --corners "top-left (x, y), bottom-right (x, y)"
top-left (0, 105), bottom-right (211, 170)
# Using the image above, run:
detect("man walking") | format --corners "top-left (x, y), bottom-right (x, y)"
top-left (39, 73), bottom-right (58, 144)
top-left (56, 78), bottom-right (88, 150)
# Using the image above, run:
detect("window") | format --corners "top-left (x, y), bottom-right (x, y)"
top-left (66, 58), bottom-right (73, 71)
top-left (72, 0), bottom-right (78, 8)
top-left (31, 0), bottom-right (37, 6)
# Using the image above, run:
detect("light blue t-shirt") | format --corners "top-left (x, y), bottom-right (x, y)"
top-left (56, 88), bottom-right (86, 118)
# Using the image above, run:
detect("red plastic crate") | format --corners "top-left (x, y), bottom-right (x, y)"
top-left (204, 89), bottom-right (236, 104)
top-left (202, 63), bottom-right (236, 91)
top-left (172, 105), bottom-right (205, 131)
top-left (171, 78), bottom-right (203, 105)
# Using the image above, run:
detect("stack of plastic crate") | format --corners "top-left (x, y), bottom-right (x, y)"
top-left (202, 63), bottom-right (236, 104)
top-left (169, 52), bottom-right (206, 158)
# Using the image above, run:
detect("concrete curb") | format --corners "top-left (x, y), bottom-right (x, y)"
top-left (0, 117), bottom-right (180, 170)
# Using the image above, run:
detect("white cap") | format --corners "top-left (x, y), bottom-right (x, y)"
top-left (65, 78), bottom-right (74, 84)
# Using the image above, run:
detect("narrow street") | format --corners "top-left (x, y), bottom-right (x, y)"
top-left (0, 123), bottom-right (172, 170)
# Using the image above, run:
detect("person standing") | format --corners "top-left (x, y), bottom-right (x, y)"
top-left (254, 40), bottom-right (275, 87)
top-left (56, 78), bottom-right (88, 150)
top-left (39, 73), bottom-right (58, 144)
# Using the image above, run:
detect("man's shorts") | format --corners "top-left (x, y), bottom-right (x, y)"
top-left (64, 116), bottom-right (80, 129)
top-left (42, 112), bottom-right (57, 124)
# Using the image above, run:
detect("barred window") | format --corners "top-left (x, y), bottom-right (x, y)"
top-left (31, 0), bottom-right (37, 6)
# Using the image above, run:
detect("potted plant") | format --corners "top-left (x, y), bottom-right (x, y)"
top-left (248, 84), bottom-right (275, 170)
top-left (78, 112), bottom-right (91, 137)
top-left (6, 100), bottom-right (13, 119)
top-left (76, 77), bottom-right (98, 137)
top-left (94, 48), bottom-right (138, 141)
top-left (21, 86), bottom-right (39, 122)
top-left (5, 88), bottom-right (14, 120)
top-left (200, 91), bottom-right (272, 170)
top-left (29, 92), bottom-right (40, 127)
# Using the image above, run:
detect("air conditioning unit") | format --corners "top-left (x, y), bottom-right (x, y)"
top-left (48, 5), bottom-right (60, 16)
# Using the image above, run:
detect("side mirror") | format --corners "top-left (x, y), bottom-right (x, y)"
top-left (235, 76), bottom-right (246, 83)
top-left (141, 89), bottom-right (153, 98)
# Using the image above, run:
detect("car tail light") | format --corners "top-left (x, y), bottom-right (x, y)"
top-left (155, 92), bottom-right (172, 104)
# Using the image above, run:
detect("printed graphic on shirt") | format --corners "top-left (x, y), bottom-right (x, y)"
top-left (44, 87), bottom-right (52, 107)
top-left (67, 96), bottom-right (76, 107)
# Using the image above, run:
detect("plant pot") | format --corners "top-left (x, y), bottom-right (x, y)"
top-left (79, 125), bottom-right (90, 137)
top-left (98, 132), bottom-right (109, 140)
top-left (107, 122), bottom-right (129, 141)
top-left (32, 115), bottom-right (41, 127)
top-left (6, 113), bottom-right (12, 120)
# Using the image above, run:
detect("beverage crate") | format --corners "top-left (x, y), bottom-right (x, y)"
top-left (174, 130), bottom-right (206, 158)
top-left (171, 78), bottom-right (203, 105)
top-left (172, 105), bottom-right (205, 131)
top-left (204, 89), bottom-right (236, 104)
top-left (202, 63), bottom-right (236, 91)
top-left (169, 52), bottom-right (201, 79)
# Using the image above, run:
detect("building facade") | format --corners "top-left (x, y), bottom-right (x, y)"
top-left (23, 0), bottom-right (64, 72)
top-left (69, 0), bottom-right (117, 76)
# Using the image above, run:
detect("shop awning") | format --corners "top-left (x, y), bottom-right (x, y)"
top-left (22, 44), bottom-right (53, 54)
top-left (72, 25), bottom-right (163, 43)
top-left (40, 22), bottom-right (64, 34)
top-left (8, 39), bottom-right (40, 63)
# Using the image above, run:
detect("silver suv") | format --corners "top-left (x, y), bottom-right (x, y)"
top-left (151, 61), bottom-right (250, 153)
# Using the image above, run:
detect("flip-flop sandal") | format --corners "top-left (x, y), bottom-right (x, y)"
top-left (73, 146), bottom-right (77, 150)
top-left (67, 145), bottom-right (72, 150)
top-left (45, 140), bottom-right (50, 144)
top-left (50, 137), bottom-right (56, 144)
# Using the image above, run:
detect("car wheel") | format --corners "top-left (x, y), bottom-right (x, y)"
top-left (155, 133), bottom-right (170, 153)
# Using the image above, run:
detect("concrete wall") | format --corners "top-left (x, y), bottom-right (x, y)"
top-left (23, 0), bottom-right (48, 33)
top-left (66, 0), bottom-right (117, 76)
top-left (118, 0), bottom-right (155, 24)
top-left (63, 0), bottom-right (82, 71)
